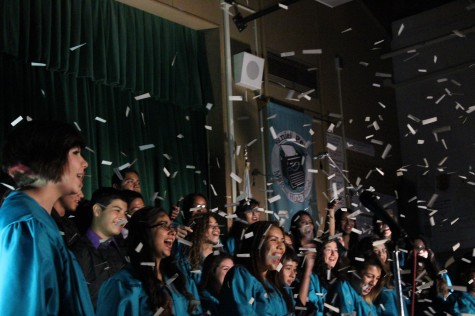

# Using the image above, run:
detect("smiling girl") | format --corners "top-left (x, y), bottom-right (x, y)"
top-left (219, 221), bottom-right (290, 315)
top-left (96, 207), bottom-right (201, 315)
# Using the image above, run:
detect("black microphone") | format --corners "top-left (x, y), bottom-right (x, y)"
top-left (359, 190), bottom-right (407, 240)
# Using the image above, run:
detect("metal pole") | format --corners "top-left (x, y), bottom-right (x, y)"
top-left (393, 249), bottom-right (405, 316)
top-left (221, 2), bottom-right (237, 209)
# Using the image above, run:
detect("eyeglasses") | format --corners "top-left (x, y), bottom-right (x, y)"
top-left (149, 222), bottom-right (177, 232)
top-left (207, 224), bottom-right (220, 231)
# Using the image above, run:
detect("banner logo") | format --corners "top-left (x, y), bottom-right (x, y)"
top-left (271, 130), bottom-right (313, 203)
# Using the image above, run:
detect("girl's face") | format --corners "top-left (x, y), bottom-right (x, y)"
top-left (281, 259), bottom-right (298, 286)
top-left (215, 258), bottom-right (234, 287)
top-left (264, 226), bottom-right (286, 271)
top-left (323, 241), bottom-right (339, 269)
top-left (297, 214), bottom-right (314, 240)
top-left (205, 217), bottom-right (220, 245)
top-left (60, 147), bottom-right (88, 195)
top-left (244, 209), bottom-right (260, 225)
top-left (339, 212), bottom-right (355, 234)
top-left (128, 197), bottom-right (145, 216)
top-left (373, 244), bottom-right (388, 263)
top-left (360, 265), bottom-right (381, 296)
top-left (414, 239), bottom-right (429, 259)
top-left (151, 213), bottom-right (176, 259)
top-left (191, 196), bottom-right (208, 217)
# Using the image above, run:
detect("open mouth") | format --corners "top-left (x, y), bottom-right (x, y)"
top-left (164, 238), bottom-right (175, 249)
top-left (362, 284), bottom-right (373, 294)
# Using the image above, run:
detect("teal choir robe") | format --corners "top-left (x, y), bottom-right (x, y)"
top-left (0, 191), bottom-right (94, 315)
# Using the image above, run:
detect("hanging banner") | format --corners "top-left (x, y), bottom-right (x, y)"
top-left (265, 101), bottom-right (316, 229)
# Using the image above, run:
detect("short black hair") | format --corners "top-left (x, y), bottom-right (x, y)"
top-left (2, 120), bottom-right (86, 187)
top-left (90, 187), bottom-right (128, 207)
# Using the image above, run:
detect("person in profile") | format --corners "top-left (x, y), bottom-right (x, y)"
top-left (0, 120), bottom-right (93, 315)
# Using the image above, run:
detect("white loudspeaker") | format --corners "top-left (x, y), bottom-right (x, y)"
top-left (233, 52), bottom-right (264, 90)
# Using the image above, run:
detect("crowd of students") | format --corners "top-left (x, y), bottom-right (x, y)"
top-left (0, 120), bottom-right (474, 315)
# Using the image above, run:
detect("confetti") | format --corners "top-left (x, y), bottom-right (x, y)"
top-left (134, 93), bottom-right (151, 101)
top-left (70, 43), bottom-right (86, 51)
top-left (280, 51), bottom-right (295, 57)
top-left (10, 116), bottom-right (23, 126)
top-left (135, 242), bottom-right (143, 253)
top-left (205, 125), bottom-right (213, 131)
top-left (101, 160), bottom-right (112, 165)
top-left (397, 23), bottom-right (405, 36)
top-left (324, 303), bottom-right (339, 313)
top-left (206, 102), bottom-right (213, 110)
top-left (268, 195), bottom-right (281, 204)
top-left (31, 62), bottom-right (46, 67)
top-left (230, 172), bottom-right (242, 183)
top-left (270, 126), bottom-right (277, 139)
top-left (139, 144), bottom-right (155, 151)
top-left (229, 96), bottom-right (243, 101)
top-left (381, 144), bottom-right (392, 159)
top-left (237, 253), bottom-right (251, 258)
top-left (178, 238), bottom-right (193, 247)
top-left (163, 167), bottom-right (170, 177)
top-left (452, 242), bottom-right (460, 252)
top-left (95, 116), bottom-right (107, 123)
top-left (302, 49), bottom-right (322, 54)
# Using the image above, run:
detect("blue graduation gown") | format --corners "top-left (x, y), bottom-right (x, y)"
top-left (200, 289), bottom-right (220, 315)
top-left (96, 266), bottom-right (202, 315)
top-left (0, 191), bottom-right (94, 315)
top-left (304, 273), bottom-right (327, 316)
top-left (375, 286), bottom-right (409, 316)
top-left (336, 280), bottom-right (378, 315)
top-left (451, 291), bottom-right (475, 315)
top-left (218, 265), bottom-right (290, 316)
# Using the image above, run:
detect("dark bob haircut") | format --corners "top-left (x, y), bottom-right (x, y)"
top-left (2, 120), bottom-right (86, 187)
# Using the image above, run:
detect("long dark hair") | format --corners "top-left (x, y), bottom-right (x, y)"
top-left (313, 239), bottom-right (347, 288)
top-left (182, 192), bottom-right (208, 224)
top-left (200, 252), bottom-right (234, 296)
top-left (184, 212), bottom-right (220, 270)
top-left (127, 206), bottom-right (194, 313)
top-left (290, 210), bottom-right (316, 250)
top-left (235, 221), bottom-right (282, 292)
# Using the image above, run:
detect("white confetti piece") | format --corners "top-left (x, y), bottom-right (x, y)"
top-left (237, 253), bottom-right (251, 258)
top-left (248, 297), bottom-right (255, 304)
top-left (326, 143), bottom-right (337, 151)
top-left (140, 262), bottom-right (155, 267)
top-left (153, 307), bottom-right (164, 316)
top-left (430, 217), bottom-right (435, 226)
top-left (270, 126), bottom-right (277, 139)
top-left (427, 194), bottom-right (439, 208)
top-left (417, 139), bottom-right (425, 144)
top-left (407, 124), bottom-right (416, 135)
top-left (206, 103), bottom-right (213, 110)
top-left (247, 139), bottom-right (257, 147)
top-left (351, 228), bottom-right (362, 235)
top-left (268, 195), bottom-right (281, 204)
top-left (397, 23), bottom-right (405, 36)
top-left (450, 218), bottom-right (459, 225)
top-left (178, 238), bottom-right (193, 247)
top-left (422, 117), bottom-right (437, 125)
top-left (359, 61), bottom-right (369, 66)
top-left (324, 303), bottom-right (339, 313)
top-left (229, 96), bottom-right (243, 101)
top-left (139, 144), bottom-right (155, 151)
top-left (1, 183), bottom-right (15, 190)
top-left (204, 125), bottom-right (213, 131)
top-left (276, 262), bottom-right (283, 272)
top-left (210, 184), bottom-right (217, 196)
top-left (70, 43), bottom-right (86, 51)
top-left (31, 62), bottom-right (46, 67)
top-left (95, 116), bottom-right (107, 123)
top-left (135, 93), bottom-right (151, 101)
top-left (381, 144), bottom-right (392, 159)
top-left (341, 27), bottom-right (352, 33)
top-left (230, 172), bottom-right (242, 183)
top-left (453, 242), bottom-right (460, 252)
top-left (302, 49), bottom-right (322, 54)
top-left (244, 232), bottom-right (254, 239)
top-left (307, 169), bottom-right (318, 174)
top-left (135, 242), bottom-right (143, 253)
top-left (186, 165), bottom-right (195, 169)
top-left (101, 160), bottom-right (112, 165)
top-left (280, 51), bottom-right (295, 57)
top-left (10, 116), bottom-right (23, 126)
top-left (163, 167), bottom-right (170, 177)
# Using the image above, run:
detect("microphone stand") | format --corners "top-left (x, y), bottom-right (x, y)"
top-left (393, 247), bottom-right (406, 316)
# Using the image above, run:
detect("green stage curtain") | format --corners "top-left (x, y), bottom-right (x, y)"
top-left (0, 0), bottom-right (214, 211)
